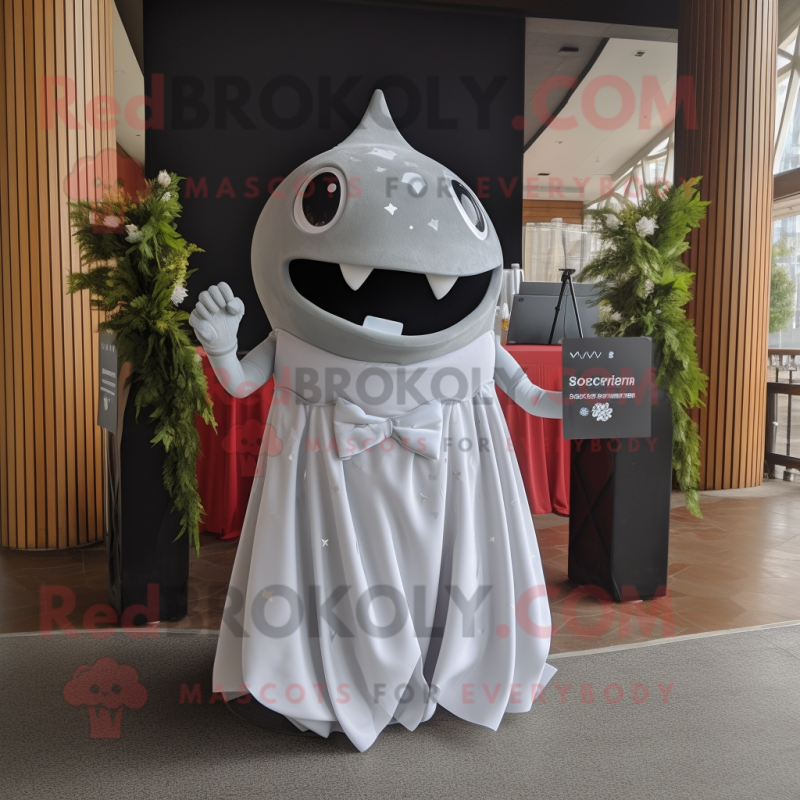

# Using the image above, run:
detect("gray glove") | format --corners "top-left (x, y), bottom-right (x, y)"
top-left (189, 282), bottom-right (244, 357)
top-left (189, 282), bottom-right (275, 399)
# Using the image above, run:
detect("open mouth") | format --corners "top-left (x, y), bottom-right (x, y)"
top-left (289, 259), bottom-right (495, 335)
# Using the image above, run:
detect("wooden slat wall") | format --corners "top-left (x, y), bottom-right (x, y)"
top-left (0, 0), bottom-right (114, 548)
top-left (673, 0), bottom-right (777, 490)
top-left (522, 199), bottom-right (584, 225)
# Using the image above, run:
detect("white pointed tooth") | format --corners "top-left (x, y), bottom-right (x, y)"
top-left (426, 274), bottom-right (458, 300)
top-left (339, 264), bottom-right (373, 291)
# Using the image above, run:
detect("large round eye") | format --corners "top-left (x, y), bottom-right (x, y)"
top-left (448, 177), bottom-right (488, 240)
top-left (293, 167), bottom-right (346, 233)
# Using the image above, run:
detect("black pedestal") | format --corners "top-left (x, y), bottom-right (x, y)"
top-left (105, 393), bottom-right (189, 623)
top-left (568, 388), bottom-right (673, 602)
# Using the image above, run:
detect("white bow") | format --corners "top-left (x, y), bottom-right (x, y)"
top-left (332, 397), bottom-right (443, 460)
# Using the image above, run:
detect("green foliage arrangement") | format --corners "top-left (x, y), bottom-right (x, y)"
top-left (68, 171), bottom-right (215, 552)
top-left (770, 239), bottom-right (796, 334)
top-left (579, 179), bottom-right (710, 517)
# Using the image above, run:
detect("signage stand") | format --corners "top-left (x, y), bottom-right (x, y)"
top-left (100, 337), bottom-right (188, 623)
top-left (562, 338), bottom-right (672, 602)
top-left (567, 387), bottom-right (672, 602)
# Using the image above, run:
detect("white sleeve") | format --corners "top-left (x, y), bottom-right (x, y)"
top-left (206, 330), bottom-right (277, 399)
top-left (493, 337), bottom-right (563, 419)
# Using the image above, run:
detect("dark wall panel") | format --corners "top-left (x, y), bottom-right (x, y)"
top-left (144, 0), bottom-right (525, 349)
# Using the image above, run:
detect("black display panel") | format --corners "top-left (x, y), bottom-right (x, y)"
top-left (144, 0), bottom-right (524, 349)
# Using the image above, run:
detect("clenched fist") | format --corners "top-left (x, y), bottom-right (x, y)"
top-left (188, 282), bottom-right (245, 357)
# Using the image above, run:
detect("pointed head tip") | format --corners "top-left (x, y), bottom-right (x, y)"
top-left (340, 89), bottom-right (411, 149)
top-left (365, 88), bottom-right (388, 114)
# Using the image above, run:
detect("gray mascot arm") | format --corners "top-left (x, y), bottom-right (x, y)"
top-left (494, 338), bottom-right (563, 419)
top-left (189, 282), bottom-right (275, 399)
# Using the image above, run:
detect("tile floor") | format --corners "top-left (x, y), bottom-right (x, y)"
top-left (2, 480), bottom-right (799, 655)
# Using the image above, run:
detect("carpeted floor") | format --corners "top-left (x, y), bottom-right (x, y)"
top-left (2, 624), bottom-right (799, 800)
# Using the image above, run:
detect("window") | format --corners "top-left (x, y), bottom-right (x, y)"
top-left (775, 29), bottom-right (800, 174)
top-left (771, 217), bottom-right (800, 347)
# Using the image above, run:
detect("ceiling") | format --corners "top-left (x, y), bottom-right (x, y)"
top-left (115, 0), bottom-right (143, 71)
top-left (782, 0), bottom-right (800, 44)
top-left (524, 29), bottom-right (678, 205)
top-left (523, 18), bottom-right (678, 147)
top-left (112, 2), bottom-right (145, 165)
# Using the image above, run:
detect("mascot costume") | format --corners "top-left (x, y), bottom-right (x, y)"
top-left (190, 90), bottom-right (562, 752)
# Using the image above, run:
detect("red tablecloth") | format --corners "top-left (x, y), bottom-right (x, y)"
top-left (197, 344), bottom-right (569, 539)
top-left (496, 345), bottom-right (570, 515)
top-left (196, 348), bottom-right (275, 540)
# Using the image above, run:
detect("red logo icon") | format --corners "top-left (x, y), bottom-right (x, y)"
top-left (63, 657), bottom-right (148, 739)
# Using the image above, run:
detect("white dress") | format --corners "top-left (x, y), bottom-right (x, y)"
top-left (213, 330), bottom-right (555, 752)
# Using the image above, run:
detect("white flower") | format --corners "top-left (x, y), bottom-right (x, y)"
top-left (161, 191), bottom-right (172, 202)
top-left (124, 223), bottom-right (138, 235)
top-left (157, 170), bottom-right (171, 186)
top-left (103, 215), bottom-right (121, 228)
top-left (636, 216), bottom-right (658, 237)
top-left (125, 230), bottom-right (144, 243)
top-left (591, 402), bottom-right (613, 422)
top-left (604, 213), bottom-right (621, 230)
top-left (644, 279), bottom-right (655, 294)
top-left (171, 284), bottom-right (188, 306)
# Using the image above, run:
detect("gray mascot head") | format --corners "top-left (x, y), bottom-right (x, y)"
top-left (252, 89), bottom-right (503, 365)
